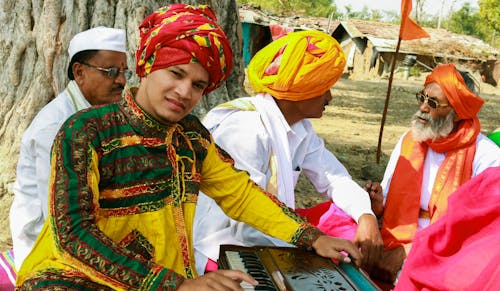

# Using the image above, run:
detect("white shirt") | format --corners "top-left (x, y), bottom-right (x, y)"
top-left (381, 131), bottom-right (500, 230)
top-left (193, 94), bottom-right (373, 274)
top-left (10, 81), bottom-right (90, 270)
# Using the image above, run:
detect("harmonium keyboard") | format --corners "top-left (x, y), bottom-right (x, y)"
top-left (218, 245), bottom-right (381, 291)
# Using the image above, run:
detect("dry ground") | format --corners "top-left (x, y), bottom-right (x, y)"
top-left (1, 76), bottom-right (498, 252)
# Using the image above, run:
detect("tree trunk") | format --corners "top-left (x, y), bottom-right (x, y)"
top-left (0, 0), bottom-right (245, 249)
top-left (415, 0), bottom-right (425, 23)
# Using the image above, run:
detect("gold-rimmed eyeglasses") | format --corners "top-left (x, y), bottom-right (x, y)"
top-left (80, 62), bottom-right (133, 80)
top-left (415, 91), bottom-right (449, 109)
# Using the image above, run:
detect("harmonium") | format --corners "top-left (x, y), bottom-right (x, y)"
top-left (218, 245), bottom-right (381, 291)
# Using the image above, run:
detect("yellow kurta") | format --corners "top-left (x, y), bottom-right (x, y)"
top-left (16, 89), bottom-right (322, 290)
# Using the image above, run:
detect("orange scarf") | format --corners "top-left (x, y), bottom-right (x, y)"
top-left (381, 119), bottom-right (480, 249)
top-left (381, 64), bottom-right (484, 250)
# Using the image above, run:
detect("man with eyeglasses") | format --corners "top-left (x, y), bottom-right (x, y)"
top-left (9, 26), bottom-right (129, 271)
top-left (364, 63), bottom-right (500, 285)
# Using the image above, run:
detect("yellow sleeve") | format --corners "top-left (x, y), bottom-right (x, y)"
top-left (200, 141), bottom-right (323, 248)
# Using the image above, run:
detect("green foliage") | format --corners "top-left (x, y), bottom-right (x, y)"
top-left (449, 3), bottom-right (482, 37)
top-left (300, 0), bottom-right (339, 18)
top-left (446, 1), bottom-right (499, 48)
top-left (237, 0), bottom-right (340, 17)
top-left (370, 10), bottom-right (385, 22)
top-left (479, 0), bottom-right (499, 33)
top-left (479, 0), bottom-right (500, 32)
top-left (383, 10), bottom-right (402, 23)
top-left (342, 5), bottom-right (395, 22)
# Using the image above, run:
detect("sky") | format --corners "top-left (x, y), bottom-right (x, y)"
top-left (334, 0), bottom-right (479, 17)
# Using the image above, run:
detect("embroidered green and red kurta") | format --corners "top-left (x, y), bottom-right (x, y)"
top-left (16, 88), bottom-right (323, 290)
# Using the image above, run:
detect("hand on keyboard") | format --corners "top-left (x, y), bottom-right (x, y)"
top-left (312, 235), bottom-right (362, 267)
top-left (177, 269), bottom-right (258, 291)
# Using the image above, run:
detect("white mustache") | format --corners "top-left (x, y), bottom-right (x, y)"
top-left (413, 112), bottom-right (431, 122)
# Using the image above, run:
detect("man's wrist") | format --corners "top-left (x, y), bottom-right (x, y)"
top-left (356, 211), bottom-right (376, 223)
top-left (292, 224), bottom-right (325, 250)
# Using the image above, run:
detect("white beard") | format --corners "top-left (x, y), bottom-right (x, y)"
top-left (411, 110), bottom-right (455, 142)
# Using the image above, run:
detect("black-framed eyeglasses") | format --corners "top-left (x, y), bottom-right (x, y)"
top-left (80, 62), bottom-right (133, 80)
top-left (416, 91), bottom-right (449, 109)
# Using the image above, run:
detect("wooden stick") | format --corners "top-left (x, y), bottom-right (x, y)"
top-left (376, 37), bottom-right (402, 163)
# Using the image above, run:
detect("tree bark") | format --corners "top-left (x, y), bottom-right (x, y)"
top-left (0, 0), bottom-right (245, 248)
top-left (415, 0), bottom-right (425, 23)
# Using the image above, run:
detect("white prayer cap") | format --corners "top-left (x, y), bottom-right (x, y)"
top-left (68, 26), bottom-right (127, 60)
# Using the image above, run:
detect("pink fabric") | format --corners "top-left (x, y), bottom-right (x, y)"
top-left (296, 201), bottom-right (357, 241)
top-left (205, 258), bottom-right (219, 272)
top-left (0, 249), bottom-right (15, 291)
top-left (395, 166), bottom-right (500, 291)
top-left (268, 24), bottom-right (293, 40)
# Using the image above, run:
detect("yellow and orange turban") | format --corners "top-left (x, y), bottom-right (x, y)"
top-left (136, 4), bottom-right (233, 94)
top-left (247, 30), bottom-right (346, 101)
top-left (424, 64), bottom-right (484, 120)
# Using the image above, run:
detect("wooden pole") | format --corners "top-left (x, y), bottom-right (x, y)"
top-left (376, 37), bottom-right (402, 163)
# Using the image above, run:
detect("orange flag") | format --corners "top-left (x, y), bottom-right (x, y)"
top-left (400, 0), bottom-right (429, 40)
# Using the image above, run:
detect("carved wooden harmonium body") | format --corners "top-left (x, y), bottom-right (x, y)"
top-left (218, 245), bottom-right (381, 291)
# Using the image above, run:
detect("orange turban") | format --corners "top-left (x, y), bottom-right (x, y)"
top-left (136, 4), bottom-right (233, 94)
top-left (424, 64), bottom-right (484, 120)
top-left (247, 30), bottom-right (346, 101)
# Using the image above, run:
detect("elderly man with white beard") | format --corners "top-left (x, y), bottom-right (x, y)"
top-left (364, 63), bottom-right (500, 285)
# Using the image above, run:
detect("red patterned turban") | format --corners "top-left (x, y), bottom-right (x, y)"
top-left (424, 64), bottom-right (484, 120)
top-left (247, 30), bottom-right (346, 101)
top-left (136, 4), bottom-right (233, 94)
